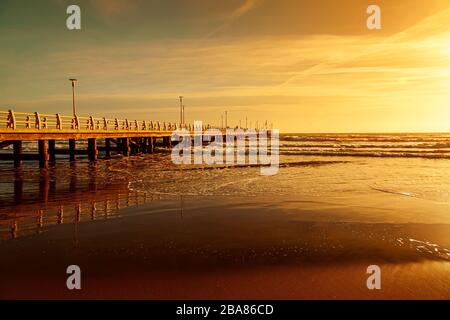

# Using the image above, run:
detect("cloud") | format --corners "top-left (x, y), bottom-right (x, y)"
top-left (204, 0), bottom-right (262, 38)
top-left (278, 6), bottom-right (450, 90)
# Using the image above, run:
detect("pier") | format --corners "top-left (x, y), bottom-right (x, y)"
top-left (0, 110), bottom-right (215, 168)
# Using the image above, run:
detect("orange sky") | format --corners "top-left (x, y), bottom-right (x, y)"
top-left (1, 0), bottom-right (450, 132)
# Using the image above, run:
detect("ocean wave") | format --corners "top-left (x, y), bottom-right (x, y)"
top-left (280, 142), bottom-right (450, 149)
top-left (282, 135), bottom-right (450, 143)
top-left (281, 150), bottom-right (450, 159)
top-left (160, 160), bottom-right (348, 172)
top-left (281, 147), bottom-right (450, 154)
top-left (369, 185), bottom-right (417, 198)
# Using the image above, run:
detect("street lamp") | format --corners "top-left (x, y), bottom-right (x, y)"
top-left (69, 78), bottom-right (77, 116)
top-left (225, 110), bottom-right (228, 129)
top-left (179, 96), bottom-right (184, 125)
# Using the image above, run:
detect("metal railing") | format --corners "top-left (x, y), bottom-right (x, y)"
top-left (0, 110), bottom-right (213, 132)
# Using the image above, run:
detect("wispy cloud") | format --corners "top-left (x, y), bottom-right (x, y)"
top-left (278, 6), bottom-right (450, 92)
top-left (204, 0), bottom-right (262, 38)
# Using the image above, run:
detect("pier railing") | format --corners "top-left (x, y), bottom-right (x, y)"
top-left (0, 110), bottom-right (212, 132)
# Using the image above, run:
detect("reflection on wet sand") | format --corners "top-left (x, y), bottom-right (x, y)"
top-left (1, 193), bottom-right (450, 299)
top-left (0, 162), bottom-right (160, 241)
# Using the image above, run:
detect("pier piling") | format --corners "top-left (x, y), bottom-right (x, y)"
top-left (150, 137), bottom-right (155, 153)
top-left (13, 140), bottom-right (22, 168)
top-left (88, 138), bottom-right (98, 161)
top-left (105, 138), bottom-right (111, 158)
top-left (48, 139), bottom-right (56, 163)
top-left (121, 138), bottom-right (130, 156)
top-left (38, 140), bottom-right (49, 168)
top-left (69, 139), bottom-right (76, 162)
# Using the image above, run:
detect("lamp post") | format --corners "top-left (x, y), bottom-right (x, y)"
top-left (225, 110), bottom-right (228, 129)
top-left (179, 96), bottom-right (183, 125)
top-left (69, 78), bottom-right (77, 116)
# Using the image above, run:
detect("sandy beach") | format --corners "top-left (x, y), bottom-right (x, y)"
top-left (1, 195), bottom-right (449, 299)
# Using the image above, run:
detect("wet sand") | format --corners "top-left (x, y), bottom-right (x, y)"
top-left (1, 196), bottom-right (449, 299)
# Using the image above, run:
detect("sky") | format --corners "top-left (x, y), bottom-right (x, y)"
top-left (1, 0), bottom-right (450, 132)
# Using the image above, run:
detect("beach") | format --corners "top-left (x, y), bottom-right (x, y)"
top-left (1, 133), bottom-right (450, 299)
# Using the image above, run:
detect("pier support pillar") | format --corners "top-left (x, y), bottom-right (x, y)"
top-left (88, 138), bottom-right (98, 161)
top-left (136, 138), bottom-right (143, 153)
top-left (143, 138), bottom-right (150, 154)
top-left (121, 138), bottom-right (130, 156)
top-left (69, 139), bottom-right (76, 161)
top-left (149, 137), bottom-right (154, 154)
top-left (130, 138), bottom-right (137, 155)
top-left (38, 140), bottom-right (49, 169)
top-left (13, 141), bottom-right (22, 168)
top-left (48, 139), bottom-right (56, 164)
top-left (105, 138), bottom-right (111, 158)
top-left (163, 136), bottom-right (172, 148)
top-left (142, 138), bottom-right (147, 154)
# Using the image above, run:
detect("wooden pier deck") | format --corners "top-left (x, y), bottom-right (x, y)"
top-left (0, 110), bottom-right (215, 168)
